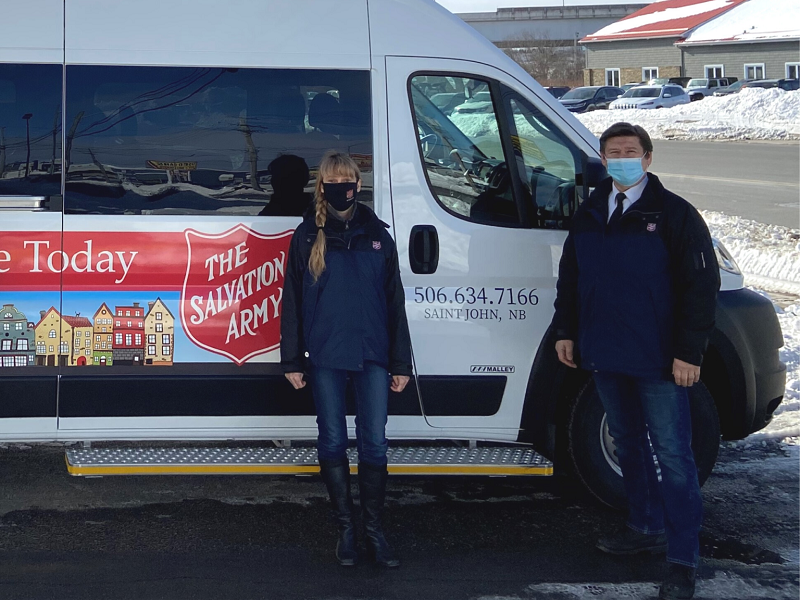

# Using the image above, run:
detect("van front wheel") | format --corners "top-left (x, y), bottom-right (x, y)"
top-left (566, 378), bottom-right (720, 509)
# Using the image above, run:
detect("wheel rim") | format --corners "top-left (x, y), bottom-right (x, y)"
top-left (600, 414), bottom-right (623, 476)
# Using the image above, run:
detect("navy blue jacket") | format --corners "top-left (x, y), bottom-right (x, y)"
top-left (552, 174), bottom-right (720, 379)
top-left (280, 203), bottom-right (413, 376)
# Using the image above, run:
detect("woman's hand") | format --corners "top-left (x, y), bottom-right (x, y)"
top-left (390, 375), bottom-right (410, 393)
top-left (285, 372), bottom-right (306, 389)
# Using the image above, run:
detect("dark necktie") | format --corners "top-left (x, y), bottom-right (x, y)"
top-left (608, 192), bottom-right (626, 228)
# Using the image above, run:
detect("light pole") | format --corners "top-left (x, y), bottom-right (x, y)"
top-left (22, 113), bottom-right (32, 178)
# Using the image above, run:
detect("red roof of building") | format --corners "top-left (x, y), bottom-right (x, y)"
top-left (581, 0), bottom-right (749, 43)
top-left (62, 315), bottom-right (93, 328)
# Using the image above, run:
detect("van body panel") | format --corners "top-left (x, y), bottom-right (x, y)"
top-left (65, 0), bottom-right (371, 69)
top-left (0, 1), bottom-right (63, 64)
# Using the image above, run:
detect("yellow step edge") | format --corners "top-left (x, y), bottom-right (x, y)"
top-left (65, 457), bottom-right (553, 477)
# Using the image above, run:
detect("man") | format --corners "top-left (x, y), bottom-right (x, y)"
top-left (552, 123), bottom-right (720, 600)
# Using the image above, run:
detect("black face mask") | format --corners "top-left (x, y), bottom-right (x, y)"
top-left (324, 182), bottom-right (358, 212)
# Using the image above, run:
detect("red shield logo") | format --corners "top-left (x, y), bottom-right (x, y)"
top-left (181, 225), bottom-right (293, 365)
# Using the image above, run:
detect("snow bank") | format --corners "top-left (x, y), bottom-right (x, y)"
top-left (703, 212), bottom-right (800, 442)
top-left (702, 211), bottom-right (800, 294)
top-left (761, 304), bottom-right (800, 441)
top-left (577, 88), bottom-right (800, 141)
top-left (700, 212), bottom-right (799, 442)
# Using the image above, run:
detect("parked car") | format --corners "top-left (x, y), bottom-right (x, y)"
top-left (610, 84), bottom-right (690, 110)
top-left (621, 82), bottom-right (644, 92)
top-left (713, 79), bottom-right (755, 96)
top-left (743, 78), bottom-right (800, 91)
top-left (685, 77), bottom-right (738, 100)
top-left (648, 76), bottom-right (692, 88)
top-left (544, 86), bottom-right (570, 99)
top-left (429, 92), bottom-right (466, 114)
top-left (451, 90), bottom-right (494, 114)
top-left (558, 86), bottom-right (624, 112)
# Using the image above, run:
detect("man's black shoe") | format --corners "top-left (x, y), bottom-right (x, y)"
top-left (659, 563), bottom-right (696, 599)
top-left (596, 527), bottom-right (668, 555)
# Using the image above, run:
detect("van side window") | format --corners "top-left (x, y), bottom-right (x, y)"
top-left (409, 75), bottom-right (521, 226)
top-left (0, 64), bottom-right (63, 200)
top-left (503, 90), bottom-right (581, 230)
top-left (64, 67), bottom-right (372, 215)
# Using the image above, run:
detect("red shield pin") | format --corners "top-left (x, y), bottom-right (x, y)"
top-left (181, 225), bottom-right (293, 365)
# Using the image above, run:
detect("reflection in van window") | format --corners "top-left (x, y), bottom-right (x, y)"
top-left (0, 64), bottom-right (63, 199)
top-left (64, 67), bottom-right (372, 215)
top-left (506, 93), bottom-right (580, 230)
top-left (410, 75), bottom-right (521, 226)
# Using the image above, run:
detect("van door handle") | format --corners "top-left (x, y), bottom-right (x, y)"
top-left (409, 225), bottom-right (439, 274)
top-left (0, 195), bottom-right (62, 212)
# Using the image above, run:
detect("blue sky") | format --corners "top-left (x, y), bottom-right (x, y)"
top-left (439, 0), bottom-right (657, 12)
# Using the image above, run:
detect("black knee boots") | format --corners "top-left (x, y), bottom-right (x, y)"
top-left (319, 458), bottom-right (358, 567)
top-left (358, 461), bottom-right (400, 568)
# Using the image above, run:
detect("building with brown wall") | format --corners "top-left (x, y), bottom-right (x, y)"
top-left (144, 298), bottom-right (175, 366)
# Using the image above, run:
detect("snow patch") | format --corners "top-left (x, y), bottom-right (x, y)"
top-left (577, 88), bottom-right (800, 141)
top-left (524, 571), bottom-right (798, 599)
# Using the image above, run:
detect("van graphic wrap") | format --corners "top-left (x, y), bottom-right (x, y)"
top-left (181, 225), bottom-right (292, 365)
top-left (0, 226), bottom-right (293, 366)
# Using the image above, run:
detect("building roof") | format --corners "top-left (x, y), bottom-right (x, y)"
top-left (62, 315), bottom-right (93, 328)
top-left (678, 0), bottom-right (800, 45)
top-left (35, 307), bottom-right (60, 328)
top-left (581, 0), bottom-right (748, 42)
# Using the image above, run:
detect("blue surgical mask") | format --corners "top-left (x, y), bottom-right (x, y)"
top-left (605, 157), bottom-right (646, 187)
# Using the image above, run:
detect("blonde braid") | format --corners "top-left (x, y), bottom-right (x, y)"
top-left (309, 176), bottom-right (327, 282)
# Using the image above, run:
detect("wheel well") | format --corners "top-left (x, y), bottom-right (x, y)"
top-left (699, 344), bottom-right (735, 439)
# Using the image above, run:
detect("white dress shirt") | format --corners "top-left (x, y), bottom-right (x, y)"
top-left (607, 174), bottom-right (649, 223)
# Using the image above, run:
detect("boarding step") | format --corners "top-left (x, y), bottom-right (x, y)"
top-left (65, 445), bottom-right (553, 477)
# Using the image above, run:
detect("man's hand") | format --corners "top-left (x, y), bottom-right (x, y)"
top-left (285, 372), bottom-right (306, 390)
top-left (555, 340), bottom-right (577, 368)
top-left (672, 359), bottom-right (700, 387)
top-left (391, 375), bottom-right (410, 393)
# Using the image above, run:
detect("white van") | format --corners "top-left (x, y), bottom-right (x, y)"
top-left (0, 0), bottom-right (785, 506)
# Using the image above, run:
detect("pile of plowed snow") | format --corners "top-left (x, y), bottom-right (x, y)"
top-left (577, 87), bottom-right (800, 141)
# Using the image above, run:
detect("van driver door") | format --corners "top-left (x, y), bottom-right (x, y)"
top-left (385, 57), bottom-right (588, 437)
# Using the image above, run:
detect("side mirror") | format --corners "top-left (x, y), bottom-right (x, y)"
top-left (664, 93), bottom-right (672, 98)
top-left (584, 156), bottom-right (607, 188)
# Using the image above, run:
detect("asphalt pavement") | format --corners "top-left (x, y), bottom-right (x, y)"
top-left (0, 442), bottom-right (796, 599)
top-left (650, 140), bottom-right (800, 229)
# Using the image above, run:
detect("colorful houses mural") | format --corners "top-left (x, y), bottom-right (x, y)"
top-left (35, 307), bottom-right (68, 366)
top-left (0, 304), bottom-right (36, 368)
top-left (144, 298), bottom-right (174, 366)
top-left (63, 315), bottom-right (93, 366)
top-left (112, 302), bottom-right (145, 366)
top-left (93, 303), bottom-right (114, 366)
top-left (0, 298), bottom-right (178, 368)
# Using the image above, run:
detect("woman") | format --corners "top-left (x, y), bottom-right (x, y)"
top-left (281, 150), bottom-right (413, 568)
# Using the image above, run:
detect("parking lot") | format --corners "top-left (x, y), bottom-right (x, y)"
top-left (0, 440), bottom-right (796, 600)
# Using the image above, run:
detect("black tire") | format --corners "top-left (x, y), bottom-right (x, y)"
top-left (567, 378), bottom-right (720, 509)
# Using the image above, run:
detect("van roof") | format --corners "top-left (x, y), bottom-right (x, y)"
top-left (5, 0), bottom-right (511, 70)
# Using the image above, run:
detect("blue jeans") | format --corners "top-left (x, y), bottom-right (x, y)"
top-left (593, 372), bottom-right (703, 568)
top-left (310, 361), bottom-right (390, 466)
